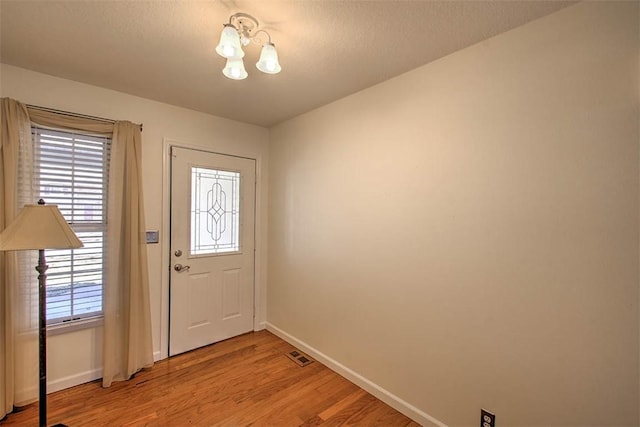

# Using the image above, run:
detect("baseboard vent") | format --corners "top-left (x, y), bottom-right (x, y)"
top-left (286, 349), bottom-right (314, 367)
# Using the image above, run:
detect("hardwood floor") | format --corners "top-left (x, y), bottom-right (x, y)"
top-left (1, 330), bottom-right (420, 426)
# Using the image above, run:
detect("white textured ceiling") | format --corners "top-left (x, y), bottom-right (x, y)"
top-left (0, 1), bottom-right (575, 127)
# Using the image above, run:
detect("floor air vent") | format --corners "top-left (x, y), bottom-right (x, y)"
top-left (286, 350), bottom-right (314, 367)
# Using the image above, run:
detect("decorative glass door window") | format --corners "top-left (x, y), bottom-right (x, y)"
top-left (190, 167), bottom-right (241, 255)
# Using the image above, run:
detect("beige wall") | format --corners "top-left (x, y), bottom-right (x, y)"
top-left (267, 2), bottom-right (639, 426)
top-left (0, 63), bottom-right (269, 399)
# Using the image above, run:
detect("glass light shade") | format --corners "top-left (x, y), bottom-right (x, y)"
top-left (256, 43), bottom-right (282, 74)
top-left (215, 24), bottom-right (245, 59)
top-left (223, 58), bottom-right (248, 80)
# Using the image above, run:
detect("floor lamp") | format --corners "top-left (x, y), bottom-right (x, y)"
top-left (0, 200), bottom-right (83, 427)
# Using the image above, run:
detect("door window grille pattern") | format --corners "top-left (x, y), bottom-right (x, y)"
top-left (190, 167), bottom-right (240, 255)
top-left (32, 126), bottom-right (110, 324)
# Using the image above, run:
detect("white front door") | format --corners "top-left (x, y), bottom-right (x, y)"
top-left (169, 146), bottom-right (255, 356)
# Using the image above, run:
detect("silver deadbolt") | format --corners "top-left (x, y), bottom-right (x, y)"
top-left (174, 249), bottom-right (182, 257)
top-left (174, 263), bottom-right (190, 273)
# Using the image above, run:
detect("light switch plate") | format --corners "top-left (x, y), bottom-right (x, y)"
top-left (146, 230), bottom-right (159, 244)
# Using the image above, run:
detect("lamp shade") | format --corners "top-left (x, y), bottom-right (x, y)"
top-left (0, 203), bottom-right (83, 250)
top-left (256, 43), bottom-right (281, 74)
top-left (215, 24), bottom-right (244, 59)
top-left (223, 58), bottom-right (248, 80)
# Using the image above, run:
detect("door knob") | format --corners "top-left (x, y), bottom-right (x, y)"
top-left (174, 263), bottom-right (190, 272)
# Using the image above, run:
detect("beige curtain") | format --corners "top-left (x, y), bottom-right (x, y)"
top-left (0, 98), bottom-right (36, 417)
top-left (27, 108), bottom-right (113, 136)
top-left (102, 121), bottom-right (153, 387)
top-left (0, 99), bottom-right (153, 419)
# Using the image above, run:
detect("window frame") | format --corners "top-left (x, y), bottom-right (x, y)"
top-left (30, 125), bottom-right (111, 326)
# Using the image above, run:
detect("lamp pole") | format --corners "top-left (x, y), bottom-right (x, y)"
top-left (36, 245), bottom-right (48, 427)
top-left (34, 198), bottom-right (49, 427)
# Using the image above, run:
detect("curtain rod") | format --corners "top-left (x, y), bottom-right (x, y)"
top-left (26, 104), bottom-right (143, 132)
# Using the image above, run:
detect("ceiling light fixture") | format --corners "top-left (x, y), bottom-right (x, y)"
top-left (215, 12), bottom-right (281, 80)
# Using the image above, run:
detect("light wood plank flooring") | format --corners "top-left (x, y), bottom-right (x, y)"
top-left (1, 330), bottom-right (420, 426)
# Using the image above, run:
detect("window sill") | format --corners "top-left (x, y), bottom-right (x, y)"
top-left (47, 316), bottom-right (104, 336)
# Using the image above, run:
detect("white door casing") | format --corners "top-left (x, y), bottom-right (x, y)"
top-left (169, 146), bottom-right (255, 356)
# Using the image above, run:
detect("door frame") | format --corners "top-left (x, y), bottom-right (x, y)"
top-left (158, 138), bottom-right (266, 361)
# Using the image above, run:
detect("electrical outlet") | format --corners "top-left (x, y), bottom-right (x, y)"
top-left (481, 409), bottom-right (495, 427)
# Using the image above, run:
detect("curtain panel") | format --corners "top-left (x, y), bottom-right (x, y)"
top-left (103, 122), bottom-right (153, 387)
top-left (26, 108), bottom-right (113, 136)
top-left (0, 98), bottom-right (35, 418)
top-left (0, 98), bottom-right (153, 420)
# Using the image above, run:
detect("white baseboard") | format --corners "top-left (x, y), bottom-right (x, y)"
top-left (265, 322), bottom-right (446, 427)
top-left (48, 368), bottom-right (103, 394)
top-left (254, 321), bottom-right (267, 331)
top-left (15, 367), bottom-right (104, 404)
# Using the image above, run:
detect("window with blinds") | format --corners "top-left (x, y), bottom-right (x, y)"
top-left (31, 126), bottom-right (111, 324)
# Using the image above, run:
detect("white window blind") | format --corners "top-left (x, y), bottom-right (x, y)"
top-left (31, 126), bottom-right (111, 324)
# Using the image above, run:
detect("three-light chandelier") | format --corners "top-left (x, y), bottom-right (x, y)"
top-left (215, 12), bottom-right (282, 80)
